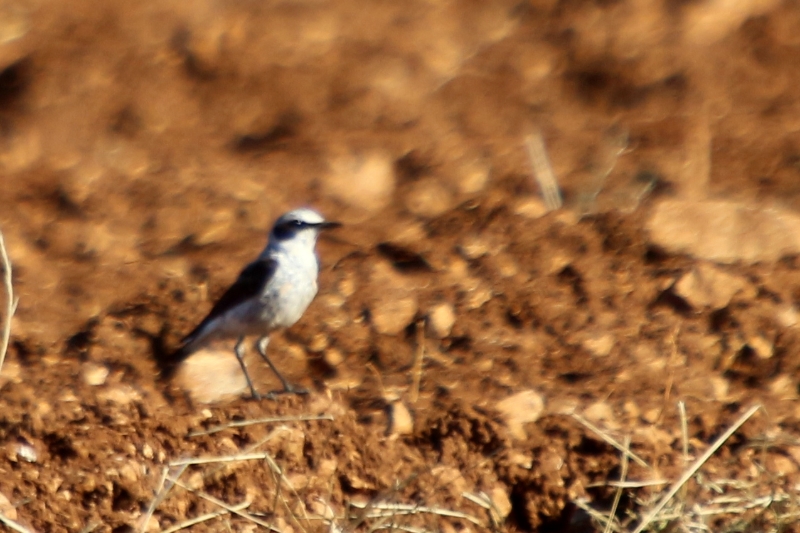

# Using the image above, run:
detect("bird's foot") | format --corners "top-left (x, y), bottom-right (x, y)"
top-left (261, 384), bottom-right (310, 400)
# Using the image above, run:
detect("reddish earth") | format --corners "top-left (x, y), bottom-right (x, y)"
top-left (1, 1), bottom-right (800, 532)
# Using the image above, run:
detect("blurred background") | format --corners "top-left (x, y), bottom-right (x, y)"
top-left (2, 0), bottom-right (799, 345)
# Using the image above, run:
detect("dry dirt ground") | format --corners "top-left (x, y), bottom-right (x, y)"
top-left (3, 1), bottom-right (800, 532)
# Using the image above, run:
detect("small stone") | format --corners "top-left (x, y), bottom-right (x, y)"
top-left (582, 332), bottom-right (615, 357)
top-left (13, 439), bottom-right (37, 463)
top-left (769, 375), bottom-right (796, 400)
top-left (642, 408), bottom-right (661, 424)
top-left (82, 363), bottom-right (109, 386)
top-left (453, 157), bottom-right (490, 195)
top-left (324, 149), bottom-right (395, 213)
top-left (323, 348), bottom-right (345, 367)
top-left (371, 295), bottom-right (417, 335)
top-left (776, 305), bottom-right (798, 328)
top-left (584, 402), bottom-right (615, 424)
top-left (194, 210), bottom-right (234, 246)
top-left (464, 280), bottom-right (493, 310)
top-left (368, 262), bottom-right (418, 335)
top-left (174, 348), bottom-right (248, 404)
top-left (673, 263), bottom-right (747, 310)
top-left (142, 443), bottom-right (154, 460)
top-left (459, 235), bottom-right (490, 260)
top-left (386, 400), bottom-right (414, 436)
top-left (405, 179), bottom-right (453, 218)
top-left (747, 334), bottom-right (774, 359)
top-left (767, 454), bottom-right (797, 476)
top-left (514, 198), bottom-right (549, 219)
top-left (308, 333), bottom-right (329, 352)
top-left (119, 462), bottom-right (140, 483)
top-left (496, 390), bottom-right (545, 439)
top-left (318, 458), bottom-right (338, 479)
top-left (428, 303), bottom-right (455, 338)
top-left (0, 491), bottom-right (16, 521)
top-left (489, 486), bottom-right (513, 521)
top-left (98, 385), bottom-right (141, 406)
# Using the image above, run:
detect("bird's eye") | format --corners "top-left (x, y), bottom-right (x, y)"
top-left (292, 220), bottom-right (304, 227)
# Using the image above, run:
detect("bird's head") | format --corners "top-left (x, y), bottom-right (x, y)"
top-left (268, 208), bottom-right (341, 250)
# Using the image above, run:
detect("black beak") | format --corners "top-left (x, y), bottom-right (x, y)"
top-left (317, 221), bottom-right (342, 230)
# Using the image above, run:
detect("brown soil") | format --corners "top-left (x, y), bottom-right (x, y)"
top-left (1, 1), bottom-right (800, 532)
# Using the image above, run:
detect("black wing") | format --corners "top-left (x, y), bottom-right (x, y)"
top-left (181, 258), bottom-right (278, 346)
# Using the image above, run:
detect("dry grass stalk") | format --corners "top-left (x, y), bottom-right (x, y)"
top-left (525, 130), bottom-right (563, 211)
top-left (167, 476), bottom-right (280, 532)
top-left (0, 513), bottom-right (33, 533)
top-left (631, 404), bottom-right (762, 533)
top-left (0, 229), bottom-right (17, 378)
top-left (188, 414), bottom-right (334, 437)
top-left (605, 436), bottom-right (631, 533)
top-left (410, 319), bottom-right (425, 404)
top-left (160, 501), bottom-right (250, 533)
top-left (571, 413), bottom-right (650, 469)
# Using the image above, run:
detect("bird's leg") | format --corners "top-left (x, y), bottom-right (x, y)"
top-left (234, 335), bottom-right (261, 400)
top-left (255, 336), bottom-right (309, 396)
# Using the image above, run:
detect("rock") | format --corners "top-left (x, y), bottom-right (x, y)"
top-left (581, 332), bottom-right (615, 357)
top-left (404, 178), bottom-right (453, 218)
top-left (769, 375), bottom-right (796, 400)
top-left (386, 400), bottom-right (414, 436)
top-left (496, 390), bottom-right (545, 439)
top-left (673, 263), bottom-right (747, 309)
top-left (514, 198), bottom-right (549, 219)
top-left (98, 385), bottom-right (141, 406)
top-left (776, 305), bottom-right (799, 328)
top-left (584, 401), bottom-right (615, 424)
top-left (766, 454), bottom-right (797, 476)
top-left (684, 0), bottom-right (780, 45)
top-left (324, 149), bottom-right (395, 213)
top-left (323, 347), bottom-right (345, 367)
top-left (458, 235), bottom-right (491, 260)
top-left (368, 261), bottom-right (418, 335)
top-left (0, 491), bottom-right (16, 521)
top-left (452, 156), bottom-right (490, 195)
top-left (747, 334), bottom-right (774, 359)
top-left (489, 486), bottom-right (513, 521)
top-left (82, 363), bottom-right (109, 386)
top-left (174, 348), bottom-right (248, 403)
top-left (647, 199), bottom-right (800, 264)
top-left (428, 303), bottom-right (455, 338)
top-left (194, 210), bottom-right (234, 246)
top-left (142, 443), bottom-right (154, 460)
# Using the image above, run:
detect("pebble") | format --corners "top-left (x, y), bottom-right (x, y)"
top-left (673, 263), bottom-right (748, 309)
top-left (581, 332), bottom-right (615, 357)
top-left (404, 178), bottom-right (453, 218)
top-left (368, 261), bottom-right (418, 335)
top-left (495, 389), bottom-right (545, 440)
top-left (324, 149), bottom-right (395, 213)
top-left (0, 491), bottom-right (16, 521)
top-left (584, 401), bottom-right (615, 425)
top-left (747, 334), bottom-right (774, 359)
top-left (82, 363), bottom-right (109, 386)
top-left (489, 486), bottom-right (513, 521)
top-left (514, 198), bottom-right (549, 219)
top-left (174, 348), bottom-right (248, 403)
top-left (386, 400), bottom-right (414, 436)
top-left (98, 385), bottom-right (141, 406)
top-left (427, 303), bottom-right (455, 338)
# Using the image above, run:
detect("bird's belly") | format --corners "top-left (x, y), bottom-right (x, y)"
top-left (262, 279), bottom-right (317, 328)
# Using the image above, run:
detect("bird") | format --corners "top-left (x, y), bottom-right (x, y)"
top-left (178, 207), bottom-right (341, 400)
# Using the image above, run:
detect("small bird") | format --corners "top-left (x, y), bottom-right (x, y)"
top-left (179, 208), bottom-right (341, 399)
